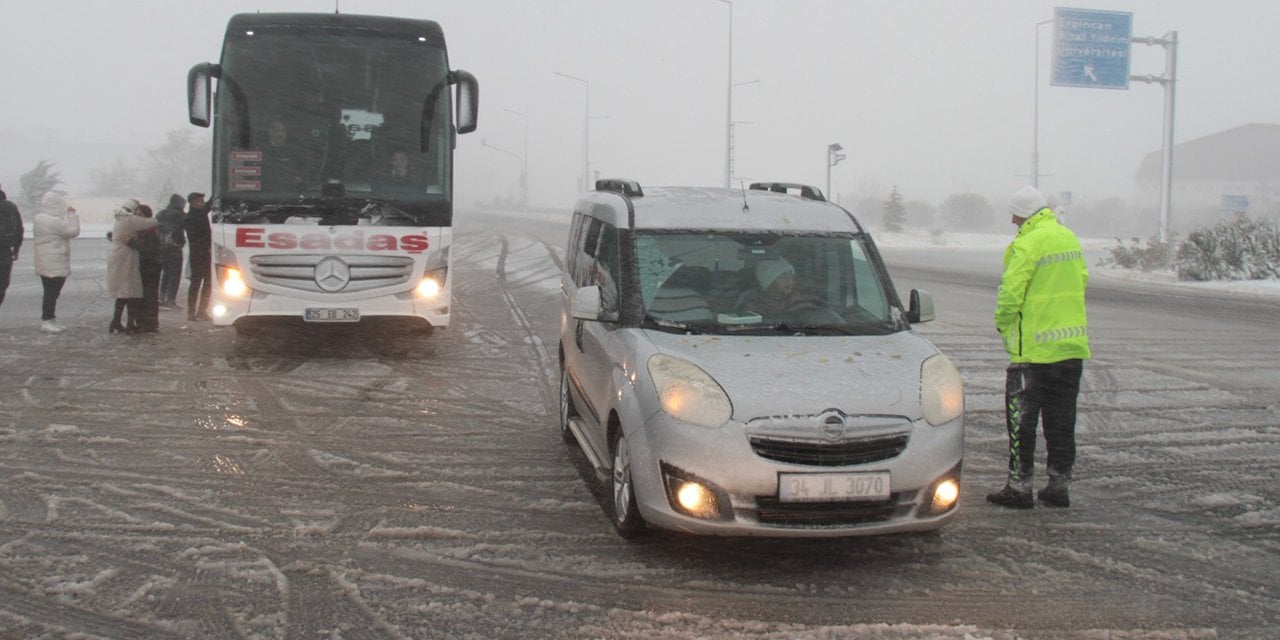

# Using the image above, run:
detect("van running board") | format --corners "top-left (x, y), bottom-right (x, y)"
top-left (566, 417), bottom-right (610, 482)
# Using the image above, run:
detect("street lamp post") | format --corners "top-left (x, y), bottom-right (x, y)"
top-left (1033, 18), bottom-right (1054, 189)
top-left (555, 71), bottom-right (590, 192)
top-left (504, 108), bottom-right (528, 209)
top-left (480, 139), bottom-right (524, 208)
top-left (715, 0), bottom-right (733, 187)
top-left (729, 79), bottom-right (759, 184)
top-left (826, 143), bottom-right (845, 200)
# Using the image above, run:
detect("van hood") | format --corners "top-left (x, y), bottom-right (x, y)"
top-left (643, 331), bottom-right (939, 423)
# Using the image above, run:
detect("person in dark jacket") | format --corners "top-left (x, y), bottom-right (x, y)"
top-left (155, 193), bottom-right (187, 310)
top-left (0, 186), bottom-right (24, 309)
top-left (132, 204), bottom-right (163, 332)
top-left (183, 192), bottom-right (212, 321)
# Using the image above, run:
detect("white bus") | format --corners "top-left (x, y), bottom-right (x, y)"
top-left (187, 12), bottom-right (478, 335)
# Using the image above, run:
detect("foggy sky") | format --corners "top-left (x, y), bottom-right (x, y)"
top-left (2, 0), bottom-right (1277, 219)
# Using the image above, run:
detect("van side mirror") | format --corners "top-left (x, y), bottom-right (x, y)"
top-left (571, 285), bottom-right (602, 320)
top-left (907, 289), bottom-right (935, 323)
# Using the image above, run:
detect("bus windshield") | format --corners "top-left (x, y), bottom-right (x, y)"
top-left (213, 25), bottom-right (453, 224)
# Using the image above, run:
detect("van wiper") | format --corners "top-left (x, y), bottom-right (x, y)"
top-left (726, 322), bottom-right (855, 336)
top-left (642, 316), bottom-right (712, 335)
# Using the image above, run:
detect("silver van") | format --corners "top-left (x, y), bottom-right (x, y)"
top-left (559, 180), bottom-right (964, 538)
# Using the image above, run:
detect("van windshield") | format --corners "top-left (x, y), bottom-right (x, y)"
top-left (635, 231), bottom-right (903, 335)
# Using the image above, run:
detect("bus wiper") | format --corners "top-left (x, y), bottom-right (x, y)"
top-left (359, 200), bottom-right (416, 224)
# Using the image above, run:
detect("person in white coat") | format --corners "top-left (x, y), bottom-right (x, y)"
top-left (33, 192), bottom-right (81, 332)
top-left (106, 199), bottom-right (157, 334)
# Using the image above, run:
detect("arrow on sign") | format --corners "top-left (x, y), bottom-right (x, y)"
top-left (1084, 64), bottom-right (1098, 82)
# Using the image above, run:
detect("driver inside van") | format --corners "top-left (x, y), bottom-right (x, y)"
top-left (739, 258), bottom-right (832, 321)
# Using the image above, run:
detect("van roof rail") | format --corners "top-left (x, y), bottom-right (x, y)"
top-left (748, 182), bottom-right (826, 202)
top-left (595, 179), bottom-right (644, 198)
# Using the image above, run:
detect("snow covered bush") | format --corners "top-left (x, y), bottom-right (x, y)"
top-left (1100, 235), bottom-right (1176, 272)
top-left (1175, 215), bottom-right (1280, 281)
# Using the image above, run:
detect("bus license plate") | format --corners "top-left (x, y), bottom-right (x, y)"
top-left (304, 308), bottom-right (360, 322)
top-left (778, 471), bottom-right (890, 502)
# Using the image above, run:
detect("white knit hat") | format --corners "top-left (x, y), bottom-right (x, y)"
top-left (1008, 186), bottom-right (1048, 219)
top-left (755, 259), bottom-right (795, 289)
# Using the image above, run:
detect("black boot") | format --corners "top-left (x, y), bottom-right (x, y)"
top-left (1038, 474), bottom-right (1071, 508)
top-left (987, 484), bottom-right (1034, 509)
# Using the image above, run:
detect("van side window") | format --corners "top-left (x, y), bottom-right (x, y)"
top-left (593, 223), bottom-right (621, 318)
top-left (565, 213), bottom-right (584, 278)
top-left (572, 219), bottom-right (603, 287)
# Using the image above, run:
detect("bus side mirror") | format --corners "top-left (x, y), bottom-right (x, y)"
top-left (451, 69), bottom-right (479, 135)
top-left (188, 63), bottom-right (219, 128)
top-left (907, 289), bottom-right (935, 323)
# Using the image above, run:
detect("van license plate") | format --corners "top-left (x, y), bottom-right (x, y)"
top-left (304, 308), bottom-right (360, 322)
top-left (778, 471), bottom-right (890, 502)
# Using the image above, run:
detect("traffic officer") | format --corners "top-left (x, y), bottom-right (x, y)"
top-left (987, 185), bottom-right (1091, 509)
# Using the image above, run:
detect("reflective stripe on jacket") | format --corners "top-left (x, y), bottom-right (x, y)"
top-left (995, 208), bottom-right (1091, 364)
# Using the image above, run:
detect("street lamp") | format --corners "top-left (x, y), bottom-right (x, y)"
top-left (729, 79), bottom-right (759, 183)
top-left (504, 107), bottom-right (528, 209)
top-left (1033, 18), bottom-right (1054, 189)
top-left (555, 71), bottom-right (590, 192)
top-left (826, 143), bottom-right (845, 201)
top-left (481, 139), bottom-right (524, 208)
top-left (715, 0), bottom-right (733, 187)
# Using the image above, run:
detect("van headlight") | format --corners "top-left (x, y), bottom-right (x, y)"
top-left (647, 355), bottom-right (731, 428)
top-left (921, 354), bottom-right (964, 426)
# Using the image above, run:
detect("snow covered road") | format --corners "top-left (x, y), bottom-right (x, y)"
top-left (0, 212), bottom-right (1275, 639)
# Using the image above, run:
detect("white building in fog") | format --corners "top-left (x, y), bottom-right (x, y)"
top-left (1135, 123), bottom-right (1280, 231)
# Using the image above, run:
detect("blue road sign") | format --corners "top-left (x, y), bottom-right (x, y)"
top-left (1222, 194), bottom-right (1250, 212)
top-left (1052, 7), bottom-right (1133, 90)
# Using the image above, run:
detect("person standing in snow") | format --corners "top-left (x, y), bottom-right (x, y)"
top-left (32, 192), bottom-right (81, 332)
top-left (987, 186), bottom-right (1091, 509)
top-left (155, 193), bottom-right (187, 310)
top-left (106, 199), bottom-right (156, 334)
top-left (183, 192), bottom-right (212, 321)
top-left (0, 186), bottom-right (24, 309)
top-left (132, 204), bottom-right (163, 332)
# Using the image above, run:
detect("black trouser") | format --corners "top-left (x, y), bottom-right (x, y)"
top-left (138, 259), bottom-right (162, 330)
top-left (159, 251), bottom-right (184, 305)
top-left (188, 264), bottom-right (211, 317)
top-left (1004, 359), bottom-right (1084, 487)
top-left (40, 275), bottom-right (67, 321)
top-left (0, 252), bottom-right (12, 307)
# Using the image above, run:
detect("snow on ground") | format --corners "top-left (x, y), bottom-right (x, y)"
top-left (867, 226), bottom-right (1280, 298)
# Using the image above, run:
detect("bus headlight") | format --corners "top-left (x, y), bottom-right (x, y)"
top-left (221, 268), bottom-right (248, 297)
top-left (416, 267), bottom-right (447, 299)
top-left (921, 354), bottom-right (964, 426)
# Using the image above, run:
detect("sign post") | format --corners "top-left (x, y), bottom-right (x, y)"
top-left (1047, 7), bottom-right (1177, 242)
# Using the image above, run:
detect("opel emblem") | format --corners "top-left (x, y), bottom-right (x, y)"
top-left (821, 413), bottom-right (846, 440)
top-left (315, 256), bottom-right (351, 292)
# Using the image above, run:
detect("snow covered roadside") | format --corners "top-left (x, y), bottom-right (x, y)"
top-left (868, 226), bottom-right (1280, 299)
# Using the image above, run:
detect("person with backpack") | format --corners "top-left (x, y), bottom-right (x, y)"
top-left (155, 193), bottom-right (187, 310)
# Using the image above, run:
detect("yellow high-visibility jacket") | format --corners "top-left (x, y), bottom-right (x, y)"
top-left (995, 208), bottom-right (1091, 364)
